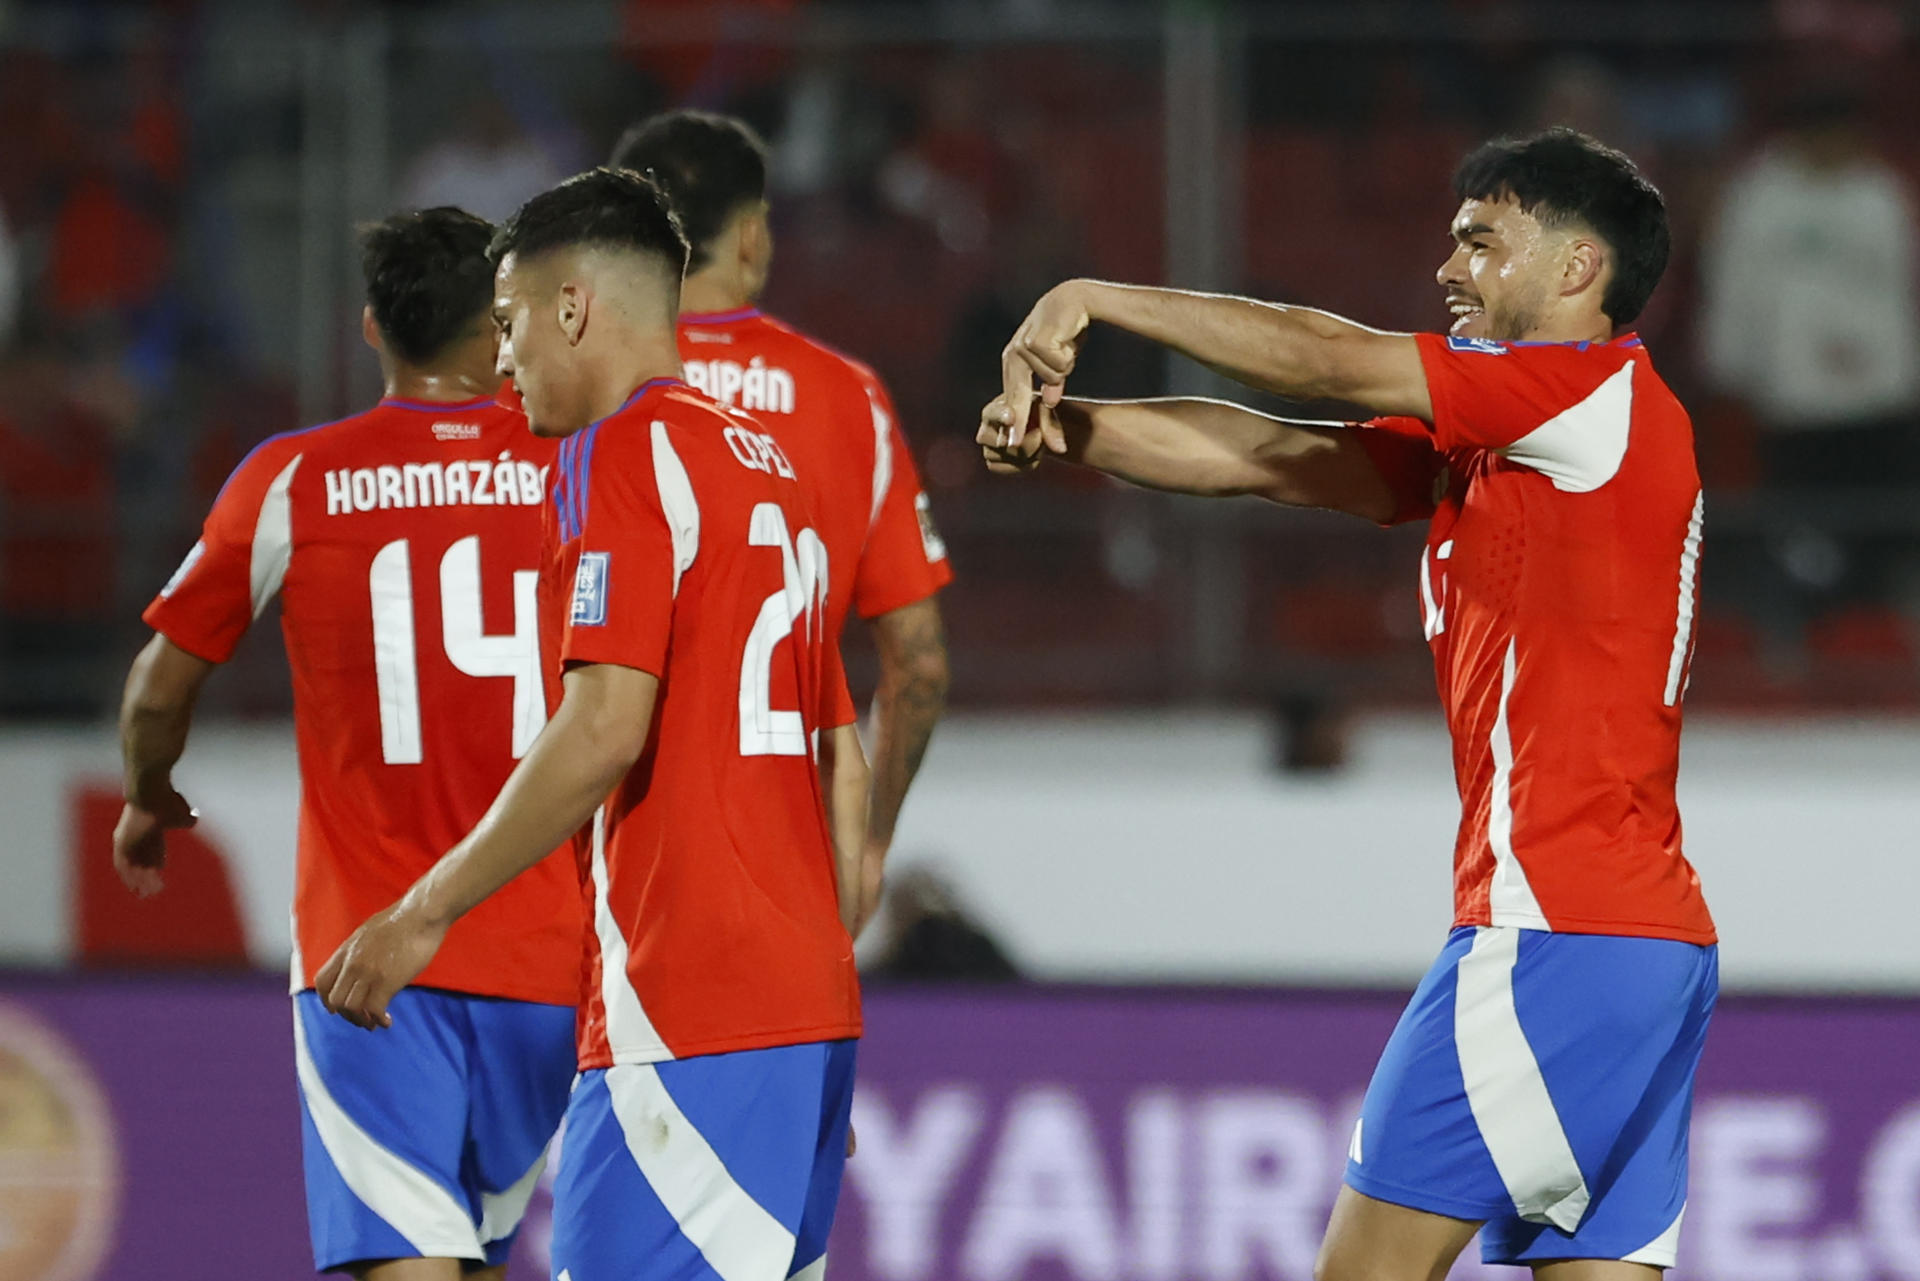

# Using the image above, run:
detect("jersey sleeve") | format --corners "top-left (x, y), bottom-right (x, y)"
top-left (142, 435), bottom-right (306, 663)
top-left (851, 376), bottom-right (953, 620)
top-left (816, 633), bottom-right (857, 731)
top-left (559, 424), bottom-right (695, 678)
top-left (1349, 418), bottom-right (1446, 525)
top-left (1412, 332), bottom-right (1639, 492)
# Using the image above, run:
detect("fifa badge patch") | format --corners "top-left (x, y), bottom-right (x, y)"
top-left (915, 492), bottom-right (948, 563)
top-left (572, 552), bottom-right (610, 625)
top-left (1446, 335), bottom-right (1509, 355)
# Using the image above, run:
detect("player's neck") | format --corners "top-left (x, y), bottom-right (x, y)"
top-left (588, 335), bottom-right (684, 422)
top-left (1516, 307), bottom-right (1614, 347)
top-left (678, 270), bottom-right (753, 318)
top-left (384, 367), bottom-right (495, 404)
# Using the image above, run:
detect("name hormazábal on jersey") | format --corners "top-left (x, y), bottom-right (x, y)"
top-left (322, 452), bottom-right (548, 515)
top-left (683, 357), bottom-right (796, 415)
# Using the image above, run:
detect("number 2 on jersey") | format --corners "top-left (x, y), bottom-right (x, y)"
top-left (739, 502), bottom-right (828, 757)
top-left (368, 535), bottom-right (546, 764)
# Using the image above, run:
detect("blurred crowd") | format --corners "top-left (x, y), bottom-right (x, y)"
top-left (2, 0), bottom-right (1919, 719)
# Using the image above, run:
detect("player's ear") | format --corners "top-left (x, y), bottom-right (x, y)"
top-left (361, 306), bottom-right (383, 355)
top-left (740, 203), bottom-right (772, 274)
top-left (1562, 236), bottom-right (1605, 302)
top-left (557, 281), bottom-right (588, 347)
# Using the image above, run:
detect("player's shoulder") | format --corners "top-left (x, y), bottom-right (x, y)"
top-left (755, 311), bottom-right (888, 396)
top-left (262, 395), bottom-right (527, 464)
top-left (1428, 332), bottom-right (1642, 365)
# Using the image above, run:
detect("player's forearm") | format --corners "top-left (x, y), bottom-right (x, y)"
top-left (819, 721), bottom-right (871, 935)
top-left (1050, 396), bottom-right (1398, 521)
top-left (119, 635), bottom-right (214, 808)
top-left (1069, 280), bottom-right (1427, 415)
top-left (865, 598), bottom-right (949, 853)
top-left (404, 666), bottom-right (655, 928)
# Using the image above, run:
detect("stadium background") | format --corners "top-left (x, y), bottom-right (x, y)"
top-left (2, 1), bottom-right (1919, 1278)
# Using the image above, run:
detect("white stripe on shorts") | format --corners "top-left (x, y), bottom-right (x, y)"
top-left (1622, 1203), bottom-right (1685, 1266)
top-left (1453, 926), bottom-right (1592, 1232)
top-left (292, 1002), bottom-right (484, 1259)
top-left (790, 1256), bottom-right (827, 1281)
top-left (478, 1151), bottom-right (549, 1245)
top-left (606, 1063), bottom-right (797, 1281)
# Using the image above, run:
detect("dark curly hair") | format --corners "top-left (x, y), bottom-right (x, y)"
top-left (359, 207), bottom-right (496, 365)
top-left (609, 110), bottom-right (768, 273)
top-left (489, 167), bottom-right (689, 286)
top-left (1453, 127), bottom-right (1669, 325)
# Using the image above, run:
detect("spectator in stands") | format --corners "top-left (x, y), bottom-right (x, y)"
top-left (0, 329), bottom-right (123, 719)
top-left (867, 866), bottom-right (1020, 981)
top-left (398, 93), bottom-right (567, 224)
top-left (1699, 83), bottom-right (1920, 646)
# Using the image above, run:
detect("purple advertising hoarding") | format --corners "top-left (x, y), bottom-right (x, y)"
top-left (1, 978), bottom-right (1916, 1280)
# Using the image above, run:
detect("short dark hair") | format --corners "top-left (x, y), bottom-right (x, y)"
top-left (1453, 127), bottom-right (1669, 326)
top-left (359, 207), bottom-right (496, 365)
top-left (489, 167), bottom-right (690, 282)
top-left (609, 111), bottom-right (769, 272)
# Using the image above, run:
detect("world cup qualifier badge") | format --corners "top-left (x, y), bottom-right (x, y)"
top-left (572, 552), bottom-right (610, 626)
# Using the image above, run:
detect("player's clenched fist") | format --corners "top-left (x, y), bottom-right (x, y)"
top-left (315, 902), bottom-right (449, 1031)
top-left (111, 788), bottom-right (198, 898)
top-left (977, 394), bottom-right (1049, 474)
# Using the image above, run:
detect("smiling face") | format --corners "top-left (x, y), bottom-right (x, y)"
top-left (493, 251), bottom-right (589, 439)
top-left (1435, 193), bottom-right (1578, 342)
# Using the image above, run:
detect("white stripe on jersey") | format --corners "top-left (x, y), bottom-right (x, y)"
top-left (652, 421), bottom-right (701, 597)
top-left (590, 806), bottom-right (673, 1063)
top-left (1486, 639), bottom-right (1550, 929)
top-left (249, 454), bottom-right (304, 616)
top-left (1663, 492), bottom-right (1705, 707)
top-left (1453, 926), bottom-right (1592, 1232)
top-left (867, 393), bottom-right (894, 532)
top-left (1499, 360), bottom-right (1634, 494)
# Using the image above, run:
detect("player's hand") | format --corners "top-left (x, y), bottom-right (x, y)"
top-left (977, 394), bottom-right (1061, 475)
top-left (1000, 281), bottom-right (1091, 451)
top-left (315, 903), bottom-right (448, 1031)
top-left (111, 789), bottom-right (198, 898)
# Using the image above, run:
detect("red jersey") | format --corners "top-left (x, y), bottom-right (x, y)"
top-left (540, 379), bottom-right (860, 1068)
top-left (1356, 334), bottom-right (1716, 945)
top-left (144, 395), bottom-right (582, 1004)
top-left (678, 308), bottom-right (952, 642)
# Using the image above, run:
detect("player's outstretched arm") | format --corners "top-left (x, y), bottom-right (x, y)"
top-left (818, 721), bottom-right (872, 936)
top-left (978, 394), bottom-right (1402, 522)
top-left (862, 597), bottom-right (949, 900)
top-left (999, 280), bottom-right (1432, 450)
top-left (114, 634), bottom-right (216, 897)
top-left (317, 662), bottom-right (658, 1030)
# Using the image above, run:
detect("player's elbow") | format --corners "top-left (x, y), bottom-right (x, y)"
top-left (119, 636), bottom-right (208, 727)
top-left (875, 601), bottom-right (951, 704)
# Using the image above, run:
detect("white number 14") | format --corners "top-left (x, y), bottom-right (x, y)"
top-left (368, 535), bottom-right (546, 765)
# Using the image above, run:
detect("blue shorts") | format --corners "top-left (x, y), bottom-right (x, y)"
top-left (552, 1039), bottom-right (857, 1281)
top-left (292, 988), bottom-right (577, 1273)
top-left (1345, 925), bottom-right (1717, 1268)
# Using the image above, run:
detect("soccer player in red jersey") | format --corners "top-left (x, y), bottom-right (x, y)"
top-left (116, 209), bottom-right (579, 1280)
top-left (612, 111), bottom-right (953, 927)
top-left (317, 169), bottom-right (870, 1281)
top-left (983, 129), bottom-right (1713, 1280)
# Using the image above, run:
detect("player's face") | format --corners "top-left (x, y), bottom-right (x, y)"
top-left (1436, 195), bottom-right (1559, 342)
top-left (493, 252), bottom-right (585, 438)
